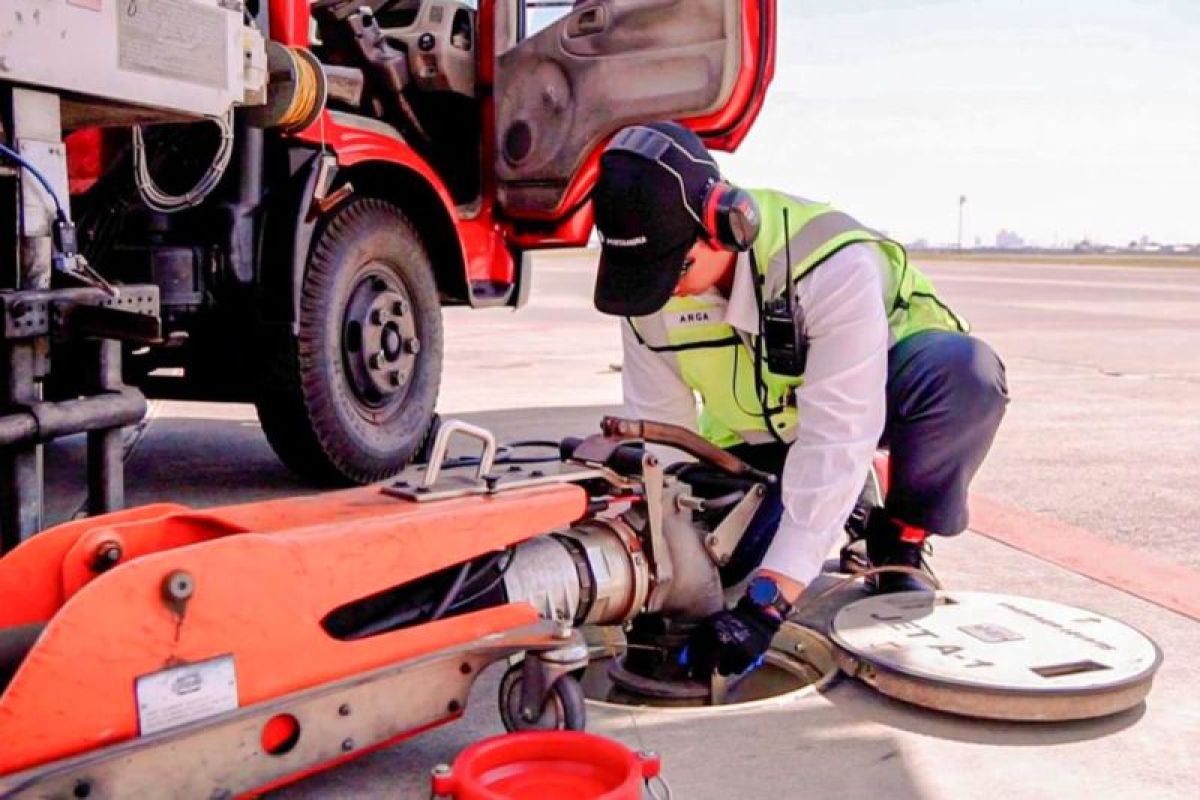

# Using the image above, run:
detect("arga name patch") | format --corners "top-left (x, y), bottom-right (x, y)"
top-left (666, 307), bottom-right (726, 328)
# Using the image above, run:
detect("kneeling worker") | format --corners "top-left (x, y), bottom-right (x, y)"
top-left (590, 122), bottom-right (1008, 678)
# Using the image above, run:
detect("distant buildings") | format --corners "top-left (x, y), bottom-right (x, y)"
top-left (904, 231), bottom-right (1198, 254)
top-left (995, 229), bottom-right (1026, 248)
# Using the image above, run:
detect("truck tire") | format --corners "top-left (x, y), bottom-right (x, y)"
top-left (256, 198), bottom-right (443, 484)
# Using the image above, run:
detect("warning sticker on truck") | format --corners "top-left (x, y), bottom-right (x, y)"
top-left (136, 655), bottom-right (238, 735)
top-left (118, 0), bottom-right (229, 90)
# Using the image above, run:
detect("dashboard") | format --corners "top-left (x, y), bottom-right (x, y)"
top-left (377, 0), bottom-right (478, 97)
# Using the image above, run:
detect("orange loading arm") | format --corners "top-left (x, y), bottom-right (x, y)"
top-left (0, 483), bottom-right (586, 775)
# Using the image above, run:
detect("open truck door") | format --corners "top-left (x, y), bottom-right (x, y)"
top-left (492, 0), bottom-right (776, 231)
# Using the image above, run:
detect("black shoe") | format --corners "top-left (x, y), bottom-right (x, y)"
top-left (865, 512), bottom-right (933, 594)
top-left (838, 482), bottom-right (879, 573)
top-left (844, 493), bottom-right (874, 543)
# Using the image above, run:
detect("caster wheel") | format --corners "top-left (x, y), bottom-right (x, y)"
top-left (498, 661), bottom-right (586, 732)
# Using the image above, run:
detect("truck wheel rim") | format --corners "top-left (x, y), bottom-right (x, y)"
top-left (341, 264), bottom-right (419, 416)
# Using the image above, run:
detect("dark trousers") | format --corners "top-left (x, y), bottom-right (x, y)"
top-left (721, 331), bottom-right (1009, 585)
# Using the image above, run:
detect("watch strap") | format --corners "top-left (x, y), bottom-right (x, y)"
top-left (747, 576), bottom-right (793, 619)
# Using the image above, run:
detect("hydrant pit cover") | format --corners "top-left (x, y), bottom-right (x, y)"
top-left (829, 591), bottom-right (1162, 721)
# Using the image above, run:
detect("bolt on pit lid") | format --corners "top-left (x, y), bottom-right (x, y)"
top-left (829, 591), bottom-right (1163, 720)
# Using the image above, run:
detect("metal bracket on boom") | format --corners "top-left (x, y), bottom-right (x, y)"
top-left (383, 420), bottom-right (604, 502)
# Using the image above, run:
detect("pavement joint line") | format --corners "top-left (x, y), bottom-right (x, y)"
top-left (968, 493), bottom-right (1200, 622)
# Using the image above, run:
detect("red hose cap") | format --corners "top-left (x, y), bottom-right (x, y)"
top-left (433, 731), bottom-right (657, 799)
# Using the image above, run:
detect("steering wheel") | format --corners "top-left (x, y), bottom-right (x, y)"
top-left (379, 0), bottom-right (477, 96)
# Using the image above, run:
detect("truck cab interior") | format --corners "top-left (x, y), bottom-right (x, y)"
top-left (311, 0), bottom-right (761, 220)
top-left (311, 0), bottom-right (484, 204)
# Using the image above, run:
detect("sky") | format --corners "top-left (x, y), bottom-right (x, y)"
top-left (715, 0), bottom-right (1200, 247)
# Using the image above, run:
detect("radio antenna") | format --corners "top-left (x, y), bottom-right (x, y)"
top-left (783, 207), bottom-right (795, 314)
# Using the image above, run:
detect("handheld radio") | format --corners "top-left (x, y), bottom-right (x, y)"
top-left (759, 208), bottom-right (808, 377)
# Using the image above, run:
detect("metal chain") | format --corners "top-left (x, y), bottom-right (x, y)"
top-left (592, 626), bottom-right (655, 767)
top-left (646, 774), bottom-right (674, 800)
top-left (794, 564), bottom-right (942, 614)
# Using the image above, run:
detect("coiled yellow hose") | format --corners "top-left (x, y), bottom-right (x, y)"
top-left (276, 46), bottom-right (321, 131)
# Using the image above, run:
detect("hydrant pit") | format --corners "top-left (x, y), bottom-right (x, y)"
top-left (580, 622), bottom-right (838, 710)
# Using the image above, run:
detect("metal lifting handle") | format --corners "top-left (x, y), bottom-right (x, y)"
top-left (420, 419), bottom-right (497, 489)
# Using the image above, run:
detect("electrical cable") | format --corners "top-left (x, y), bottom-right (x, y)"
top-left (344, 548), bottom-right (514, 640)
top-left (729, 341), bottom-right (773, 423)
top-left (428, 548), bottom-right (517, 622)
top-left (449, 547), bottom-right (517, 611)
top-left (0, 141), bottom-right (67, 219)
top-left (346, 602), bottom-right (430, 639)
top-left (132, 110), bottom-right (235, 213)
top-left (0, 139), bottom-right (118, 291)
top-left (505, 439), bottom-right (562, 451)
top-left (430, 439), bottom-right (565, 471)
top-left (429, 561), bottom-right (473, 621)
top-left (738, 249), bottom-right (792, 448)
top-left (453, 549), bottom-right (508, 595)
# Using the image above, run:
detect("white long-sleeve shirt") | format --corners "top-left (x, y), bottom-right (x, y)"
top-left (621, 243), bottom-right (889, 586)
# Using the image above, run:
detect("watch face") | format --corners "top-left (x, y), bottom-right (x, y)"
top-left (748, 577), bottom-right (778, 606)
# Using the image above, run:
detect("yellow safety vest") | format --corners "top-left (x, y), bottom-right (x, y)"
top-left (627, 189), bottom-right (967, 448)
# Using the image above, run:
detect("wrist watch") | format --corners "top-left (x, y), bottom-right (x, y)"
top-left (746, 575), bottom-right (793, 620)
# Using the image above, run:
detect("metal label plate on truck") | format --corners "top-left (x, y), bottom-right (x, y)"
top-left (119, 0), bottom-right (229, 90)
top-left (136, 655), bottom-right (238, 735)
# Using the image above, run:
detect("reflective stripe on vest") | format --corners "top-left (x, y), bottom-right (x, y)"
top-left (628, 189), bottom-right (967, 448)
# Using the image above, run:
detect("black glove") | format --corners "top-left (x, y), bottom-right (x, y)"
top-left (683, 596), bottom-right (782, 678)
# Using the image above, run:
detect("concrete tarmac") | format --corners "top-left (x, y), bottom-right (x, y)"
top-left (919, 257), bottom-right (1200, 570)
top-left (32, 252), bottom-right (1200, 798)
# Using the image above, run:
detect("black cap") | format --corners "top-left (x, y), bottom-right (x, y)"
top-left (592, 121), bottom-right (720, 317)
